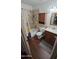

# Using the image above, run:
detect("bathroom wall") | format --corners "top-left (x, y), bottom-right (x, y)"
top-left (21, 3), bottom-right (33, 10)
top-left (33, 0), bottom-right (57, 27)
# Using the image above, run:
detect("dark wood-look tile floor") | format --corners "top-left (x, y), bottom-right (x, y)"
top-left (28, 36), bottom-right (50, 59)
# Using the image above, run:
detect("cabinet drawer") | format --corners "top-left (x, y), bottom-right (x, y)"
top-left (45, 31), bottom-right (53, 36)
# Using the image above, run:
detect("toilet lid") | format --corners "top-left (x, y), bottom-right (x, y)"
top-left (36, 32), bottom-right (42, 36)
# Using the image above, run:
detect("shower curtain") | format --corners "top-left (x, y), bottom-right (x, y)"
top-left (21, 8), bottom-right (40, 38)
top-left (21, 8), bottom-right (31, 39)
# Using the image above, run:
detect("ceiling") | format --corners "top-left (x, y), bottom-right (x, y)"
top-left (21, 0), bottom-right (53, 6)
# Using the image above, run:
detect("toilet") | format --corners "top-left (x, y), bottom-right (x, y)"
top-left (36, 31), bottom-right (43, 39)
top-left (36, 27), bottom-right (45, 39)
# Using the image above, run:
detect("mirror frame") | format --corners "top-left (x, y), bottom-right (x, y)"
top-left (50, 12), bottom-right (57, 25)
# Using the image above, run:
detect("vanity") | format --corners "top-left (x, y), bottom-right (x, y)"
top-left (44, 26), bottom-right (57, 46)
top-left (44, 12), bottom-right (57, 46)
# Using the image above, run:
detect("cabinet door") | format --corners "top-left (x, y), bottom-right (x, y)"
top-left (45, 31), bottom-right (56, 46)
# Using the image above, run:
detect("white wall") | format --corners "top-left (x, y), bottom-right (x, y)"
top-left (33, 0), bottom-right (57, 27)
top-left (21, 3), bottom-right (33, 10)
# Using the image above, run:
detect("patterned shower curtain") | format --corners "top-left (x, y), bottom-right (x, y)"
top-left (21, 8), bottom-right (39, 39)
top-left (21, 8), bottom-right (31, 39)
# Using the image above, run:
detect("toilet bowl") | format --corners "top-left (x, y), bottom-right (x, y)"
top-left (36, 31), bottom-right (43, 39)
top-left (36, 28), bottom-right (45, 39)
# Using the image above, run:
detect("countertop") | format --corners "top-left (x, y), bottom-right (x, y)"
top-left (45, 26), bottom-right (57, 34)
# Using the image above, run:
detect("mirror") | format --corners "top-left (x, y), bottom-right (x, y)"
top-left (50, 13), bottom-right (57, 25)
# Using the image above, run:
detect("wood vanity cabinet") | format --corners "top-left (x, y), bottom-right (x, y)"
top-left (44, 31), bottom-right (57, 46)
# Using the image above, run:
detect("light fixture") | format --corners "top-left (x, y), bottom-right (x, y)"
top-left (50, 7), bottom-right (57, 13)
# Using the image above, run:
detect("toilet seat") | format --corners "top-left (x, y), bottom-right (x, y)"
top-left (36, 32), bottom-right (43, 39)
